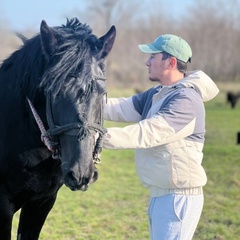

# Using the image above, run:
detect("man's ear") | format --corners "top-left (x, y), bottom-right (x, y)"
top-left (168, 57), bottom-right (177, 69)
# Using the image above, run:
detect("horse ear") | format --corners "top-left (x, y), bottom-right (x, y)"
top-left (95, 25), bottom-right (116, 61)
top-left (40, 20), bottom-right (58, 59)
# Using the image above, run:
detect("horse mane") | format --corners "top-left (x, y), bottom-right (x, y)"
top-left (0, 18), bottom-right (101, 100)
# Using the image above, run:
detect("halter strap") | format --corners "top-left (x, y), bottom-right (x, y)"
top-left (27, 87), bottom-right (106, 163)
top-left (46, 93), bottom-right (106, 138)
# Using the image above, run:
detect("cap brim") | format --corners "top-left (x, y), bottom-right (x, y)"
top-left (138, 44), bottom-right (163, 53)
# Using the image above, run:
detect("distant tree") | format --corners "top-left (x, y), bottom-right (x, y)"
top-left (80, 0), bottom-right (141, 32)
top-left (73, 0), bottom-right (240, 87)
top-left (77, 0), bottom-right (148, 88)
top-left (180, 0), bottom-right (240, 81)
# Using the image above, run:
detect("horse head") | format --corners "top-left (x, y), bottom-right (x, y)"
top-left (39, 18), bottom-right (116, 191)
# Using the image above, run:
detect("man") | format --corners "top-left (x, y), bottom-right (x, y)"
top-left (103, 34), bottom-right (219, 240)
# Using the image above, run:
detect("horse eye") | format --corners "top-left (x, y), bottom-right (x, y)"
top-left (78, 85), bottom-right (86, 95)
top-left (99, 62), bottom-right (105, 73)
top-left (69, 73), bottom-right (77, 79)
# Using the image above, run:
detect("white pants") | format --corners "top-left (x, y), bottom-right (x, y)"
top-left (148, 194), bottom-right (204, 240)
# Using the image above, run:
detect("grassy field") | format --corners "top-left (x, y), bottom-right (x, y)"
top-left (12, 86), bottom-right (240, 240)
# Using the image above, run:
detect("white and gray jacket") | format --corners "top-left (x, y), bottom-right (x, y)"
top-left (103, 71), bottom-right (219, 197)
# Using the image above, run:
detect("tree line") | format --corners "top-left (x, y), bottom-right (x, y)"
top-left (79, 0), bottom-right (240, 88)
top-left (1, 0), bottom-right (240, 89)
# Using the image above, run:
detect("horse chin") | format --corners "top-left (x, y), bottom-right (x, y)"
top-left (64, 181), bottom-right (89, 192)
top-left (79, 184), bottom-right (89, 192)
top-left (79, 169), bottom-right (98, 191)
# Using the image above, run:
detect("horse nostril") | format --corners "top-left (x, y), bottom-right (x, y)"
top-left (64, 167), bottom-right (97, 191)
top-left (65, 170), bottom-right (89, 185)
top-left (66, 170), bottom-right (77, 182)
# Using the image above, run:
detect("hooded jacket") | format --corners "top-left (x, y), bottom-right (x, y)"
top-left (103, 71), bottom-right (219, 197)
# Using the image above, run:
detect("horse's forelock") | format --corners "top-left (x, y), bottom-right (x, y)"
top-left (63, 18), bottom-right (93, 36)
top-left (1, 18), bottom-right (98, 101)
top-left (41, 20), bottom-right (97, 99)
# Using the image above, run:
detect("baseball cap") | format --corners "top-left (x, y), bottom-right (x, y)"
top-left (138, 34), bottom-right (192, 63)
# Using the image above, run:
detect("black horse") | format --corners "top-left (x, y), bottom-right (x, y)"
top-left (0, 18), bottom-right (116, 239)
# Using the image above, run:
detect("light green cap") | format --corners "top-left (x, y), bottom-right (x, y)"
top-left (138, 34), bottom-right (192, 63)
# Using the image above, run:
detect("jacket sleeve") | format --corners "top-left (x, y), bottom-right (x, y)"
top-left (103, 90), bottom-right (199, 149)
top-left (104, 96), bottom-right (141, 122)
top-left (103, 114), bottom-right (196, 149)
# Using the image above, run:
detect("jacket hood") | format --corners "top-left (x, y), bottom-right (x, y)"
top-left (176, 70), bottom-right (219, 102)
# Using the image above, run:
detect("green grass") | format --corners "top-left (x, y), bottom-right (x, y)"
top-left (12, 89), bottom-right (240, 240)
top-left (194, 94), bottom-right (240, 240)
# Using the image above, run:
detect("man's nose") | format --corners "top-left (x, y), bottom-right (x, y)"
top-left (146, 58), bottom-right (150, 66)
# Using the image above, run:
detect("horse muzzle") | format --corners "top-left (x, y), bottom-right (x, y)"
top-left (63, 165), bottom-right (98, 191)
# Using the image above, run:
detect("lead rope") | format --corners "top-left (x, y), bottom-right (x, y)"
top-left (26, 97), bottom-right (57, 154)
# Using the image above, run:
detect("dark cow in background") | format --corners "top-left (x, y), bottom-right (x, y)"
top-left (226, 91), bottom-right (240, 108)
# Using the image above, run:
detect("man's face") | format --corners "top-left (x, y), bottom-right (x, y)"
top-left (145, 53), bottom-right (170, 84)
